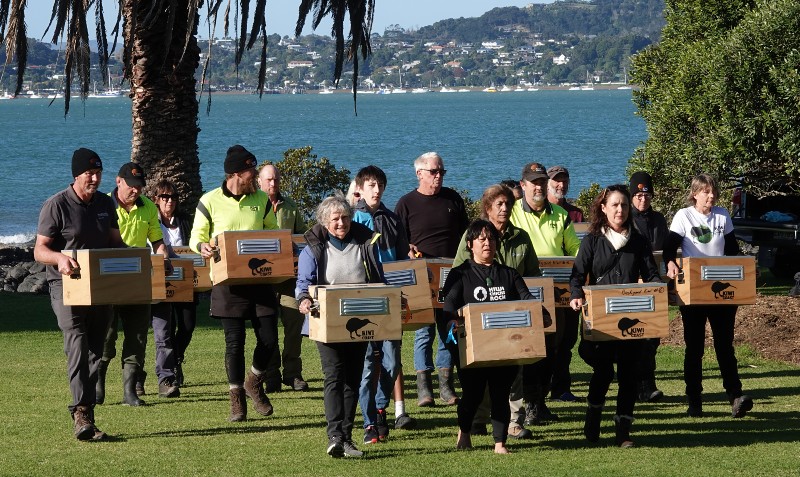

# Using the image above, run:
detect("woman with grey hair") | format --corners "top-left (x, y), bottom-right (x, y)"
top-left (296, 194), bottom-right (385, 458)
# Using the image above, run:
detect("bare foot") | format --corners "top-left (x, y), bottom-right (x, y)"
top-left (456, 430), bottom-right (472, 450)
top-left (494, 443), bottom-right (510, 454)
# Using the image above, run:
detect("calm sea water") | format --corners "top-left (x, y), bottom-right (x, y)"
top-left (0, 89), bottom-right (646, 242)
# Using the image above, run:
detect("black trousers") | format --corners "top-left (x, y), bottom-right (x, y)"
top-left (456, 364), bottom-right (519, 444)
top-left (579, 339), bottom-right (641, 416)
top-left (316, 341), bottom-right (369, 440)
top-left (551, 307), bottom-right (580, 396)
top-left (219, 315), bottom-right (278, 385)
top-left (680, 305), bottom-right (742, 398)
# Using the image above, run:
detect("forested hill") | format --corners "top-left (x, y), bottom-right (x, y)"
top-left (412, 0), bottom-right (665, 43)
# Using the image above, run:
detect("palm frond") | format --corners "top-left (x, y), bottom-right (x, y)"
top-left (176, 0), bottom-right (201, 70)
top-left (3, 0), bottom-right (28, 96)
top-left (235, 0), bottom-right (248, 65)
top-left (48, 0), bottom-right (70, 43)
top-left (94, 0), bottom-right (110, 86)
top-left (0, 0), bottom-right (11, 38)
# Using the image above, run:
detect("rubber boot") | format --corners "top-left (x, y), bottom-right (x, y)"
top-left (613, 415), bottom-right (635, 448)
top-left (135, 369), bottom-right (147, 396)
top-left (584, 403), bottom-right (603, 442)
top-left (95, 360), bottom-right (108, 405)
top-left (438, 368), bottom-right (459, 406)
top-left (122, 364), bottom-right (146, 406)
top-left (416, 371), bottom-right (434, 407)
top-left (229, 387), bottom-right (247, 422)
top-left (175, 357), bottom-right (184, 387)
top-left (243, 370), bottom-right (274, 416)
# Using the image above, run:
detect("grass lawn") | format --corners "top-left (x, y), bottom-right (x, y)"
top-left (0, 290), bottom-right (798, 477)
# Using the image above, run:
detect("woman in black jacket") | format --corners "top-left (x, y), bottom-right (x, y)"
top-left (569, 184), bottom-right (661, 448)
top-left (440, 219), bottom-right (537, 454)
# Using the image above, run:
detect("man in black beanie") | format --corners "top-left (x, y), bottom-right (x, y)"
top-left (189, 144), bottom-right (280, 422)
top-left (629, 171), bottom-right (669, 402)
top-left (34, 148), bottom-right (126, 440)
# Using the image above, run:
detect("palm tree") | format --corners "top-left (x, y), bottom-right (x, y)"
top-left (1, 0), bottom-right (373, 213)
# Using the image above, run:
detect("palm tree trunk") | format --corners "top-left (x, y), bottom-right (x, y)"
top-left (124, 0), bottom-right (202, 215)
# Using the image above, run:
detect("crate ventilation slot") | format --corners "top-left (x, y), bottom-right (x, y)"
top-left (541, 268), bottom-right (572, 282)
top-left (237, 239), bottom-right (281, 255)
top-left (385, 269), bottom-right (417, 287)
top-left (99, 258), bottom-right (142, 275)
top-left (701, 266), bottom-right (744, 281)
top-left (605, 296), bottom-right (655, 314)
top-left (340, 297), bottom-right (390, 316)
top-left (178, 253), bottom-right (206, 268)
top-left (481, 311), bottom-right (532, 330)
top-left (438, 268), bottom-right (452, 288)
top-left (166, 267), bottom-right (185, 281)
top-left (527, 286), bottom-right (545, 302)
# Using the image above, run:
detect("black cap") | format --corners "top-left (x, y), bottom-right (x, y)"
top-left (71, 148), bottom-right (103, 177)
top-left (224, 145), bottom-right (258, 174)
top-left (521, 162), bottom-right (548, 182)
top-left (630, 171), bottom-right (654, 195)
top-left (118, 162), bottom-right (146, 188)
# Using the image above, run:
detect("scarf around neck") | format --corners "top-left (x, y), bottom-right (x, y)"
top-left (603, 226), bottom-right (630, 251)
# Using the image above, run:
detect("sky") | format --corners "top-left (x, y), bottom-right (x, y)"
top-left (25, 1), bottom-right (551, 41)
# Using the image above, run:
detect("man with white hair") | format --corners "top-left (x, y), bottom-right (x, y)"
top-left (395, 152), bottom-right (469, 407)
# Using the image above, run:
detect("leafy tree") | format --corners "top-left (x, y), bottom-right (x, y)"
top-left (262, 146), bottom-right (351, 226)
top-left (575, 182), bottom-right (602, 222)
top-left (630, 0), bottom-right (800, 215)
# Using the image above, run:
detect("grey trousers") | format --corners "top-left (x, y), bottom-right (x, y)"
top-left (103, 303), bottom-right (151, 369)
top-left (151, 302), bottom-right (177, 382)
top-left (49, 280), bottom-right (112, 412)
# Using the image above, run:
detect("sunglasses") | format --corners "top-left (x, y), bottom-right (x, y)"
top-left (420, 168), bottom-right (447, 176)
top-left (158, 194), bottom-right (178, 201)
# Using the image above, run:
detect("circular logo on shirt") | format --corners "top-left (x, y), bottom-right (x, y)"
top-left (691, 225), bottom-right (713, 244)
top-left (474, 286), bottom-right (488, 301)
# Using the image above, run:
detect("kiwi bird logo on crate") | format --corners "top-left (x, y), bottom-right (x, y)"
top-left (554, 287), bottom-right (570, 305)
top-left (248, 257), bottom-right (274, 277)
top-left (711, 281), bottom-right (736, 300)
top-left (346, 318), bottom-right (377, 340)
top-left (192, 270), bottom-right (199, 287)
top-left (618, 317), bottom-right (646, 338)
top-left (165, 282), bottom-right (176, 298)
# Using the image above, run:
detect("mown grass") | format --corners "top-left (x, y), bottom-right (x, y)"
top-left (1, 291), bottom-right (798, 477)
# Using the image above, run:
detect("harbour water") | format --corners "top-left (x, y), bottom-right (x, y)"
top-left (0, 89), bottom-right (646, 242)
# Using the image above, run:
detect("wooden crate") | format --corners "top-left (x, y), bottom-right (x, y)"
top-left (573, 222), bottom-right (590, 242)
top-left (382, 258), bottom-right (434, 330)
top-left (151, 255), bottom-right (167, 302)
top-left (673, 256), bottom-right (757, 306)
top-left (523, 277), bottom-right (557, 334)
top-left (537, 256), bottom-right (575, 308)
top-left (292, 234), bottom-right (307, 275)
top-left (651, 250), bottom-right (682, 282)
top-left (211, 230), bottom-right (294, 285)
top-left (61, 248), bottom-right (152, 306)
top-left (163, 258), bottom-right (195, 302)
top-left (172, 246), bottom-right (212, 291)
top-left (457, 300), bottom-right (546, 368)
top-left (427, 258), bottom-right (454, 309)
top-left (307, 284), bottom-right (402, 343)
top-left (581, 282), bottom-right (669, 341)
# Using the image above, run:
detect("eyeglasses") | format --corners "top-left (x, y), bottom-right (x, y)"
top-left (420, 168), bottom-right (447, 176)
top-left (600, 184), bottom-right (630, 201)
top-left (158, 194), bottom-right (178, 201)
top-left (633, 192), bottom-right (653, 200)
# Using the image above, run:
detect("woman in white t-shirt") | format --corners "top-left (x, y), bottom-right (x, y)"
top-left (663, 173), bottom-right (753, 419)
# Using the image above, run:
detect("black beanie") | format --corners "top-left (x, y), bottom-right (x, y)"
top-left (224, 145), bottom-right (257, 174)
top-left (72, 148), bottom-right (103, 177)
top-left (629, 171), bottom-right (654, 195)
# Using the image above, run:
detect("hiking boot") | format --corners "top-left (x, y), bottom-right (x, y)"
top-left (731, 395), bottom-right (753, 418)
top-left (638, 380), bottom-right (664, 403)
top-left (174, 358), bottom-right (184, 387)
top-left (375, 408), bottom-right (390, 441)
top-left (228, 387), bottom-right (247, 422)
top-left (687, 394), bottom-right (703, 417)
top-left (72, 406), bottom-right (94, 441)
top-left (584, 403), bottom-right (603, 443)
top-left (438, 367), bottom-right (459, 405)
top-left (363, 426), bottom-right (379, 445)
top-left (613, 415), bottom-right (635, 448)
top-left (158, 377), bottom-right (180, 398)
top-left (394, 413), bottom-right (417, 430)
top-left (283, 376), bottom-right (309, 391)
top-left (135, 369), bottom-right (146, 396)
top-left (508, 424), bottom-right (533, 440)
top-left (327, 436), bottom-right (344, 458)
top-left (95, 360), bottom-right (108, 405)
top-left (416, 370), bottom-right (434, 407)
top-left (90, 424), bottom-right (108, 441)
top-left (123, 365), bottom-right (146, 406)
top-left (243, 371), bottom-right (274, 416)
top-left (343, 440), bottom-right (364, 458)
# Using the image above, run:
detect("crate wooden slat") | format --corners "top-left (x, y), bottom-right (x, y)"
top-left (211, 230), bottom-right (294, 285)
top-left (457, 300), bottom-right (546, 368)
top-left (402, 308), bottom-right (435, 331)
top-left (151, 255), bottom-right (167, 302)
top-left (307, 284), bottom-right (402, 343)
top-left (163, 258), bottom-right (195, 302)
top-left (172, 246), bottom-right (211, 291)
top-left (537, 256), bottom-right (575, 308)
top-left (673, 256), bottom-right (757, 306)
top-left (573, 222), bottom-right (590, 242)
top-left (523, 277), bottom-right (557, 334)
top-left (427, 258), bottom-right (454, 309)
top-left (581, 282), bottom-right (668, 341)
top-left (61, 248), bottom-right (152, 306)
top-left (382, 258), bottom-right (434, 330)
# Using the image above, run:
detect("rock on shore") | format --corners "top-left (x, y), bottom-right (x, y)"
top-left (0, 245), bottom-right (48, 294)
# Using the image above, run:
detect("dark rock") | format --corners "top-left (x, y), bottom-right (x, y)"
top-left (7, 265), bottom-right (28, 281)
top-left (29, 262), bottom-right (46, 274)
top-left (18, 273), bottom-right (48, 294)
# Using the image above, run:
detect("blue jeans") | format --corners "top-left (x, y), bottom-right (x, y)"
top-left (359, 340), bottom-right (401, 427)
top-left (413, 319), bottom-right (452, 372)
